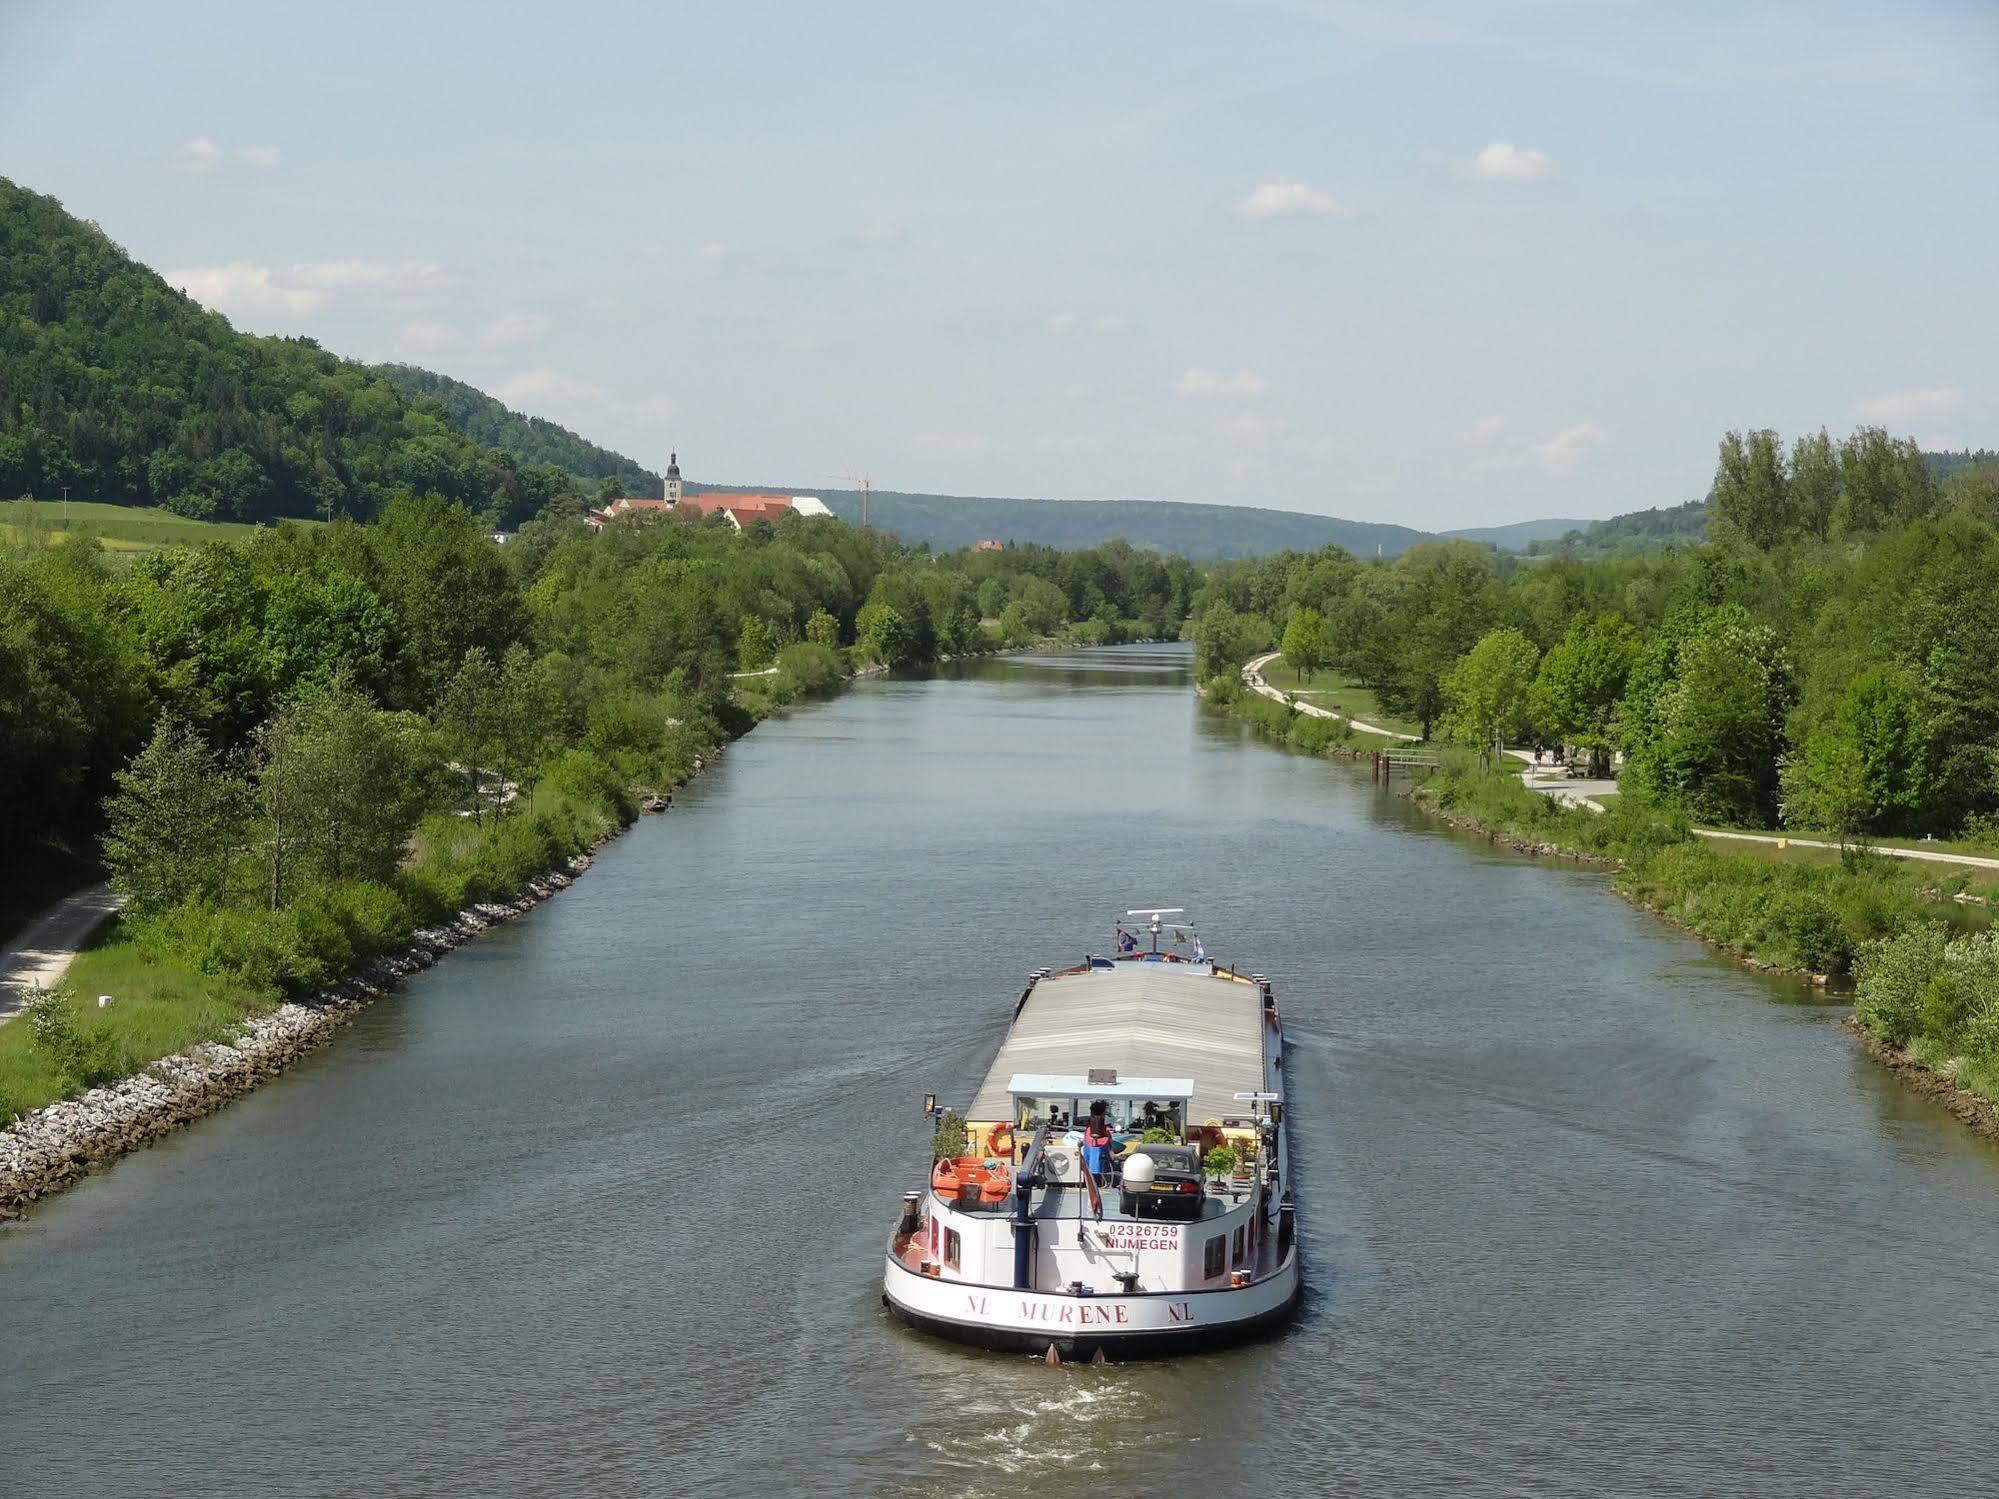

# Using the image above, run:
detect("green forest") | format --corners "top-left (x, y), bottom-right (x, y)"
top-left (1193, 429), bottom-right (1999, 1097)
top-left (372, 364), bottom-right (660, 498)
top-left (0, 494), bottom-right (1197, 1115)
top-left (0, 179), bottom-right (590, 530)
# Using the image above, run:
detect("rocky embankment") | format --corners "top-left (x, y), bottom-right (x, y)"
top-left (0, 860), bottom-right (590, 1222)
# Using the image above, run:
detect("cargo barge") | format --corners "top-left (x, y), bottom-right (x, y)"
top-left (882, 909), bottom-right (1300, 1360)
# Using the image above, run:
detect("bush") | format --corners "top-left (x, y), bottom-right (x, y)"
top-left (544, 748), bottom-right (635, 824)
top-left (1768, 890), bottom-right (1852, 974)
top-left (136, 904), bottom-right (304, 996)
top-left (1855, 925), bottom-right (1952, 1046)
top-left (774, 641), bottom-right (845, 696)
top-left (27, 985), bottom-right (126, 1089)
top-left (932, 1110), bottom-right (969, 1161)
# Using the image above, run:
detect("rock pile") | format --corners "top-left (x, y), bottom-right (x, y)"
top-left (0, 859), bottom-right (590, 1221)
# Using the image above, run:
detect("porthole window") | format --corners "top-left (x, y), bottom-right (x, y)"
top-left (1204, 1234), bottom-right (1225, 1279)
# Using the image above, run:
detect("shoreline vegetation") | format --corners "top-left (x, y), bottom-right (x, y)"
top-left (1186, 433), bottom-right (1999, 1136)
top-left (1203, 671), bottom-right (1999, 1139)
top-left (2, 479), bottom-right (1198, 1218)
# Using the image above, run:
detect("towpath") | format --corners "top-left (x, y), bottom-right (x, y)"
top-left (1241, 652), bottom-right (1422, 742)
top-left (0, 883), bottom-right (125, 1025)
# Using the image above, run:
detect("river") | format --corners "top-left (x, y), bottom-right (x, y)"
top-left (5, 643), bottom-right (1999, 1496)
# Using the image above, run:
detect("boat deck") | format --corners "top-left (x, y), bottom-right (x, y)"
top-left (967, 962), bottom-right (1270, 1126)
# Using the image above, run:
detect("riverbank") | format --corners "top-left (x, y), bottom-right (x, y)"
top-left (0, 637), bottom-right (1163, 1221)
top-left (1201, 655), bottom-right (1999, 1126)
top-left (1, 860), bottom-right (590, 1218)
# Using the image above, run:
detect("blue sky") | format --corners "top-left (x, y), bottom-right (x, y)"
top-left (3, 0), bottom-right (1994, 529)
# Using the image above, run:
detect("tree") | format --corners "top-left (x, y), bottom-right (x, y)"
top-left (1835, 428), bottom-right (1932, 534)
top-left (1711, 429), bottom-right (1794, 548)
top-left (1782, 666), bottom-right (1928, 837)
top-left (1529, 612), bottom-right (1640, 774)
top-left (855, 601), bottom-right (915, 667)
top-left (435, 646), bottom-right (500, 825)
top-left (495, 644), bottom-right (560, 811)
top-left (1441, 628), bottom-right (1541, 751)
top-left (1789, 430), bottom-right (1841, 542)
top-left (1191, 600), bottom-right (1273, 680)
top-left (1280, 607), bottom-right (1328, 682)
top-left (805, 609), bottom-right (840, 648)
top-left (737, 615), bottom-right (777, 671)
top-left (102, 718), bottom-right (248, 914)
top-left (1628, 607), bottom-right (1794, 825)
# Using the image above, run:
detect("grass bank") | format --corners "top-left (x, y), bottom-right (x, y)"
top-left (0, 498), bottom-right (293, 566)
top-left (0, 645), bottom-right (847, 1122)
top-left (1202, 672), bottom-right (1415, 755)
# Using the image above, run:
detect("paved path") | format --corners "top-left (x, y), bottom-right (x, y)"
top-left (1693, 828), bottom-right (1999, 870)
top-left (1241, 654), bottom-right (1997, 871)
top-left (1521, 770), bottom-right (1618, 813)
top-left (0, 882), bottom-right (126, 1024)
top-left (1242, 653), bottom-right (1422, 742)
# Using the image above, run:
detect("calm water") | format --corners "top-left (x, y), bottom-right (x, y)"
top-left (6, 644), bottom-right (1999, 1496)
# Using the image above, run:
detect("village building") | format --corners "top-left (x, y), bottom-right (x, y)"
top-left (585, 451), bottom-right (833, 533)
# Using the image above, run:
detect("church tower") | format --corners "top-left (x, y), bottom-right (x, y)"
top-left (664, 451), bottom-right (682, 506)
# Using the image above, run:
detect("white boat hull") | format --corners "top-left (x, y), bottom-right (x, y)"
top-left (882, 1244), bottom-right (1302, 1359)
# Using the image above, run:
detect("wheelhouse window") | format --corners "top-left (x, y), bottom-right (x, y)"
top-left (1203, 1235), bottom-right (1225, 1280)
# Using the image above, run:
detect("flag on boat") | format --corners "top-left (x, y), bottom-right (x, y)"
top-left (1193, 937), bottom-right (1206, 962)
top-left (1080, 1154), bottom-right (1104, 1220)
top-left (1116, 926), bottom-right (1137, 954)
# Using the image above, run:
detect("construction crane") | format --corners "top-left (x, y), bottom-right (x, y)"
top-left (824, 474), bottom-right (872, 529)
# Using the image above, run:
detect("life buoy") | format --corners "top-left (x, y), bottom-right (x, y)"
top-left (989, 1122), bottom-right (1014, 1156)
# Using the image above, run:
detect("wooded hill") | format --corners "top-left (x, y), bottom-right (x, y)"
top-left (0, 179), bottom-right (585, 530)
top-left (371, 364), bottom-right (659, 497)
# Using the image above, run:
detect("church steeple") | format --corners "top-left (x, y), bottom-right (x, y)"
top-left (664, 450), bottom-right (682, 506)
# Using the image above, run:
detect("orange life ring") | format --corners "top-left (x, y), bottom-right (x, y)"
top-left (989, 1122), bottom-right (1014, 1156)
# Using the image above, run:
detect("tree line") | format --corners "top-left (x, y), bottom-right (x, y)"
top-left (0, 179), bottom-right (593, 531)
top-left (1194, 429), bottom-right (1999, 838)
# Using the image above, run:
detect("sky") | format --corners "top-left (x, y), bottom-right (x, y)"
top-left (2, 0), bottom-right (1995, 531)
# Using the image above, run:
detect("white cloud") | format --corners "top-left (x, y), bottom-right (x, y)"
top-left (695, 241), bottom-right (728, 263)
top-left (626, 393), bottom-right (679, 425)
top-left (1064, 382), bottom-right (1090, 401)
top-left (1459, 415), bottom-right (1507, 447)
top-left (1176, 368), bottom-right (1265, 399)
top-left (911, 431), bottom-right (991, 458)
top-left (1472, 142), bottom-right (1556, 184)
top-left (165, 262), bottom-right (326, 318)
top-left (397, 319), bottom-right (459, 354)
top-left (1235, 178), bottom-right (1346, 219)
top-left (1218, 412), bottom-right (1284, 443)
top-left (1045, 311), bottom-right (1078, 335)
top-left (1093, 313), bottom-right (1124, 334)
top-left (1533, 422), bottom-right (1608, 475)
top-left (178, 137), bottom-right (282, 174)
top-left (178, 137), bottom-right (225, 175)
top-left (288, 258), bottom-right (445, 292)
top-left (1853, 386), bottom-right (1963, 427)
top-left (483, 311), bottom-right (550, 348)
top-left (492, 368), bottom-right (607, 411)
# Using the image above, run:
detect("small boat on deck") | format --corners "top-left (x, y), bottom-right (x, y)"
top-left (882, 909), bottom-right (1301, 1360)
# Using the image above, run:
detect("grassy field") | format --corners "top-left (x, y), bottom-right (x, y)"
top-left (0, 498), bottom-right (299, 562)
top-left (1259, 663), bottom-right (1421, 736)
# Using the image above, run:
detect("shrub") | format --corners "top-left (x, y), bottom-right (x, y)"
top-left (1768, 890), bottom-right (1852, 974)
top-left (932, 1110), bottom-right (969, 1161)
top-left (544, 748), bottom-right (635, 824)
top-left (27, 985), bottom-right (125, 1090)
top-left (775, 641), bottom-right (845, 696)
top-left (1855, 925), bottom-right (1953, 1047)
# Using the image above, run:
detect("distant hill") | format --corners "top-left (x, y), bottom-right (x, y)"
top-left (372, 364), bottom-right (659, 496)
top-left (690, 483), bottom-right (1431, 559)
top-left (0, 177), bottom-right (575, 528)
top-left (1525, 501), bottom-right (1711, 558)
top-left (1440, 516), bottom-right (1591, 550)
